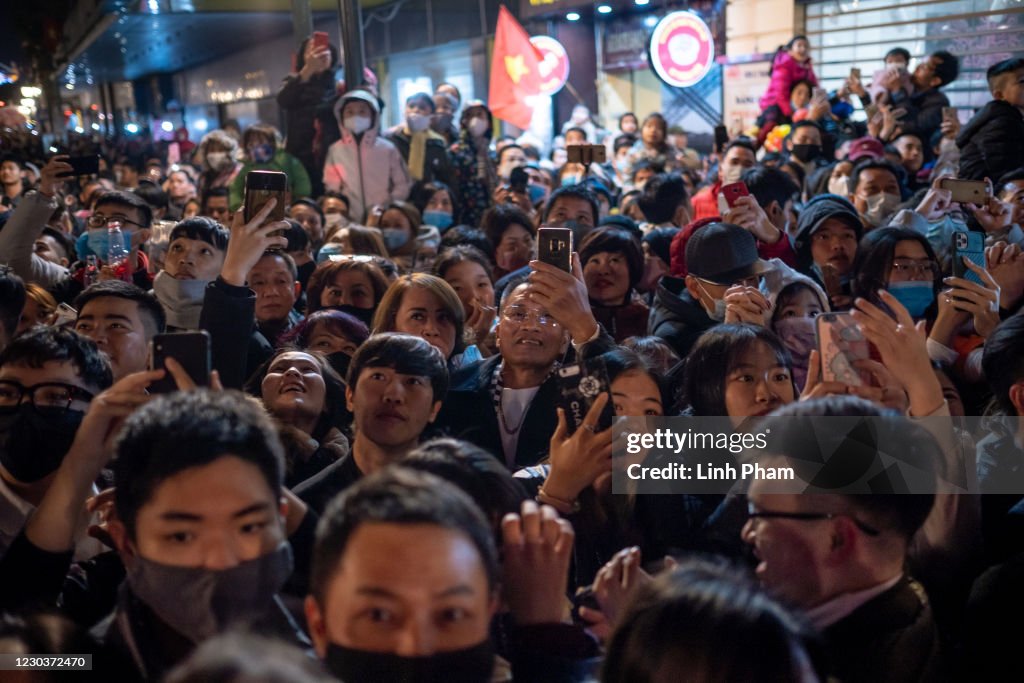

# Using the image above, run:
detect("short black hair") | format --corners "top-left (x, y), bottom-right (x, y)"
top-left (40, 227), bottom-right (76, 263)
top-left (281, 219), bottom-right (310, 254)
top-left (987, 57), bottom-right (1024, 92)
top-left (317, 191), bottom-right (350, 213)
top-left (434, 244), bottom-right (494, 283)
top-left (741, 166), bottom-right (800, 213)
top-left (788, 119), bottom-right (823, 140)
top-left (0, 266), bottom-right (26, 343)
top-left (289, 198), bottom-right (325, 227)
top-left (931, 50), bottom-right (960, 87)
top-left (440, 225), bottom-right (492, 255)
top-left (0, 326), bottom-right (113, 392)
top-left (256, 249), bottom-right (298, 281)
top-left (850, 158), bottom-right (901, 195)
top-left (169, 216), bottom-right (230, 251)
top-left (481, 203), bottom-right (536, 253)
top-left (613, 134), bottom-right (637, 153)
top-left (0, 153), bottom-right (24, 169)
top-left (637, 173), bottom-right (689, 225)
top-left (95, 189), bottom-right (154, 228)
top-left (542, 185), bottom-right (599, 226)
top-left (113, 390), bottom-right (285, 538)
top-left (885, 47), bottom-right (911, 64)
top-left (202, 187), bottom-right (229, 210)
top-left (74, 280), bottom-right (167, 337)
top-left (983, 314), bottom-right (1024, 415)
top-left (997, 167), bottom-right (1024, 191)
top-left (497, 143), bottom-right (525, 164)
top-left (724, 138), bottom-right (757, 158)
top-left (408, 180), bottom-right (458, 219)
top-left (346, 333), bottom-right (448, 403)
top-left (310, 467), bottom-right (498, 603)
top-left (579, 227), bottom-right (644, 290)
top-left (564, 126), bottom-right (588, 141)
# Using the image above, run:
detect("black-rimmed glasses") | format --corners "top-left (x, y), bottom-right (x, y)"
top-left (747, 502), bottom-right (880, 536)
top-left (0, 381), bottom-right (95, 413)
top-left (86, 213), bottom-right (145, 230)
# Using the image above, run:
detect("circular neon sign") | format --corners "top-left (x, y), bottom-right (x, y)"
top-left (530, 35), bottom-right (570, 96)
top-left (649, 12), bottom-right (715, 88)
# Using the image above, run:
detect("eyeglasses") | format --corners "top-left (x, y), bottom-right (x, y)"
top-left (890, 259), bottom-right (939, 278)
top-left (0, 380), bottom-right (95, 413)
top-left (501, 305), bottom-right (560, 328)
top-left (87, 213), bottom-right (146, 230)
top-left (747, 502), bottom-right (880, 536)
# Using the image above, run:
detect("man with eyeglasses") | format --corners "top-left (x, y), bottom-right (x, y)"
top-left (0, 326), bottom-right (112, 559)
top-left (434, 256), bottom-right (615, 469)
top-left (741, 399), bottom-right (942, 682)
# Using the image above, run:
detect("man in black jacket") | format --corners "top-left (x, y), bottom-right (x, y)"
top-left (889, 50), bottom-right (960, 142)
top-left (386, 92), bottom-right (456, 188)
top-left (957, 57), bottom-right (1024, 183)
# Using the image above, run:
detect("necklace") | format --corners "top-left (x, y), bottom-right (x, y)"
top-left (491, 361), bottom-right (559, 435)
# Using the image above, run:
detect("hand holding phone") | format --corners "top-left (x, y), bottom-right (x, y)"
top-left (556, 360), bottom-right (614, 435)
top-left (56, 155), bottom-right (100, 178)
top-left (721, 181), bottom-right (750, 209)
top-left (537, 227), bottom-right (573, 273)
top-left (816, 313), bottom-right (870, 386)
top-left (938, 177), bottom-right (989, 205)
top-left (952, 230), bottom-right (986, 285)
top-left (148, 332), bottom-right (211, 394)
top-left (244, 170), bottom-right (288, 230)
top-left (312, 31), bottom-right (329, 51)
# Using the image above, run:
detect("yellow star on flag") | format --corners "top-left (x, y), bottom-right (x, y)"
top-left (505, 55), bottom-right (530, 84)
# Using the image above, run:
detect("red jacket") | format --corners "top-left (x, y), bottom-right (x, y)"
top-left (690, 182), bottom-right (722, 221)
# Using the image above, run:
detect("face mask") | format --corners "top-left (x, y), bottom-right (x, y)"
top-left (324, 640), bottom-right (495, 683)
top-left (249, 144), bottom-right (274, 164)
top-left (407, 113), bottom-right (431, 133)
top-left (126, 542), bottom-right (292, 643)
top-left (527, 183), bottom-right (547, 206)
top-left (721, 164), bottom-right (745, 185)
top-left (863, 192), bottom-right (901, 227)
top-left (153, 271), bottom-right (213, 330)
top-left (422, 210), bottom-right (453, 231)
top-left (887, 281), bottom-right (934, 319)
top-left (77, 230), bottom-right (108, 260)
top-left (326, 351), bottom-right (351, 380)
top-left (325, 304), bottom-right (375, 328)
top-left (467, 117), bottom-right (489, 138)
top-left (828, 176), bottom-right (850, 196)
top-left (697, 281), bottom-right (727, 322)
top-left (381, 228), bottom-right (410, 251)
top-left (791, 144), bottom-right (822, 163)
top-left (772, 317), bottom-right (817, 391)
top-left (0, 405), bottom-right (85, 483)
top-left (296, 260), bottom-right (316, 286)
top-left (561, 174), bottom-right (582, 188)
top-left (430, 113), bottom-right (453, 132)
top-left (345, 116), bottom-right (372, 135)
top-left (206, 152), bottom-right (229, 170)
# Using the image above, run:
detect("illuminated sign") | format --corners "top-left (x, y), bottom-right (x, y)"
top-left (529, 35), bottom-right (570, 95)
top-left (649, 11), bottom-right (715, 88)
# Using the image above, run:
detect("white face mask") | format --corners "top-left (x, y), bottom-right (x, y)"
top-left (407, 113), bottom-right (431, 133)
top-left (345, 115), bottom-right (372, 135)
top-left (863, 192), bottom-right (901, 226)
top-left (828, 175), bottom-right (850, 196)
top-left (468, 117), bottom-right (489, 138)
top-left (721, 164), bottom-right (745, 185)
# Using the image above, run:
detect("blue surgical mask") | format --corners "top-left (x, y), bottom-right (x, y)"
top-left (422, 210), bottom-right (453, 231)
top-left (249, 144), bottom-right (274, 164)
top-left (527, 183), bottom-right (547, 205)
top-left (381, 228), bottom-right (410, 251)
top-left (887, 281), bottom-right (934, 319)
top-left (561, 174), bottom-right (582, 188)
top-left (76, 230), bottom-right (118, 260)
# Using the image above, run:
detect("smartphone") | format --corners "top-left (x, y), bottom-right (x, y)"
top-left (714, 124), bottom-right (729, 154)
top-left (942, 106), bottom-right (958, 124)
top-left (850, 67), bottom-right (862, 80)
top-left (565, 144), bottom-right (606, 165)
top-left (312, 31), bottom-right (329, 51)
top-left (148, 331), bottom-right (211, 394)
top-left (556, 359), bottom-right (614, 435)
top-left (816, 313), bottom-right (870, 386)
top-left (51, 303), bottom-right (78, 327)
top-left (537, 227), bottom-right (573, 273)
top-left (721, 181), bottom-right (750, 209)
top-left (812, 87), bottom-right (827, 101)
top-left (509, 166), bottom-right (529, 194)
top-left (952, 230), bottom-right (985, 285)
top-left (938, 177), bottom-right (989, 205)
top-left (58, 155), bottom-right (100, 178)
top-left (244, 170), bottom-right (288, 226)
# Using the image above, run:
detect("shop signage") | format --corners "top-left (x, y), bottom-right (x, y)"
top-left (529, 35), bottom-right (570, 95)
top-left (649, 11), bottom-right (715, 88)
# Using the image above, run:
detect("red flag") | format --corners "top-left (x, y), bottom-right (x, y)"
top-left (488, 5), bottom-right (544, 130)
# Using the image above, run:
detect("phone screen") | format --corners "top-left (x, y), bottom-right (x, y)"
top-left (816, 313), bottom-right (870, 386)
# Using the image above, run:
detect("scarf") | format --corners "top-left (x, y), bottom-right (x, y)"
top-left (152, 271), bottom-right (208, 330)
top-left (408, 131), bottom-right (429, 181)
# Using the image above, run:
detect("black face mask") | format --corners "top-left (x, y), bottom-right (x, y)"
top-left (791, 144), bottom-right (822, 163)
top-left (296, 260), bottom-right (316, 287)
top-left (324, 304), bottom-right (374, 328)
top-left (324, 640), bottom-right (495, 683)
top-left (0, 405), bottom-right (85, 482)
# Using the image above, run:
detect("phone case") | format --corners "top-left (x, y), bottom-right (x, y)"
top-left (816, 314), bottom-right (870, 386)
top-left (537, 227), bottom-right (573, 272)
top-left (939, 178), bottom-right (988, 205)
top-left (556, 360), bottom-right (614, 435)
top-left (149, 332), bottom-right (211, 393)
top-left (721, 182), bottom-right (749, 208)
top-left (952, 231), bottom-right (985, 285)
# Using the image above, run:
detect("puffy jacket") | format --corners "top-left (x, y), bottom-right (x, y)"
top-left (647, 276), bottom-right (717, 359)
top-left (229, 150), bottom-right (312, 211)
top-left (323, 90), bottom-right (412, 222)
top-left (759, 51), bottom-right (819, 118)
top-left (957, 100), bottom-right (1024, 183)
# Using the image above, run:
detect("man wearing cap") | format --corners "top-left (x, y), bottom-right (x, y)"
top-left (847, 136), bottom-right (886, 164)
top-left (793, 194), bottom-right (864, 309)
top-left (649, 222), bottom-right (768, 358)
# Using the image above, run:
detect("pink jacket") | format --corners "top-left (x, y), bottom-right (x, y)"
top-left (323, 90), bottom-right (411, 222)
top-left (759, 51), bottom-right (819, 118)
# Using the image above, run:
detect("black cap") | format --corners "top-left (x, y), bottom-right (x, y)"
top-left (685, 222), bottom-right (766, 285)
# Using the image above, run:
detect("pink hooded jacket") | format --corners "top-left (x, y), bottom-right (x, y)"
top-left (759, 50), bottom-right (819, 118)
top-left (323, 90), bottom-right (411, 222)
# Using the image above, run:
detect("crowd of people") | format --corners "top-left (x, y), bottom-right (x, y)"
top-left (0, 29), bottom-right (1022, 682)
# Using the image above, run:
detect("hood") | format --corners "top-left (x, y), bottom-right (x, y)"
top-left (957, 100), bottom-right (1023, 149)
top-left (760, 257), bottom-right (831, 315)
top-left (333, 89), bottom-right (381, 136)
top-left (793, 194), bottom-right (862, 272)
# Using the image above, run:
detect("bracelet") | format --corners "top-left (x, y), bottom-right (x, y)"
top-left (537, 487), bottom-right (581, 514)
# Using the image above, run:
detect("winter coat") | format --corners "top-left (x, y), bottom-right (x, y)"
top-left (759, 51), bottom-right (819, 118)
top-left (323, 90), bottom-right (412, 223)
top-left (228, 149), bottom-right (312, 211)
top-left (386, 127), bottom-right (458, 189)
top-left (957, 100), bottom-right (1024, 183)
top-left (647, 276), bottom-right (717, 359)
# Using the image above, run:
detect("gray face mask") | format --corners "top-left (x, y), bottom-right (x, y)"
top-left (697, 280), bottom-right (727, 322)
top-left (126, 542), bottom-right (293, 642)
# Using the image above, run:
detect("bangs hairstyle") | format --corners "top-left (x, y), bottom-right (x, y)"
top-left (579, 226), bottom-right (644, 290)
top-left (310, 468), bottom-right (498, 604)
top-left (433, 245), bottom-right (494, 283)
top-left (306, 259), bottom-right (390, 315)
top-left (113, 390), bottom-right (285, 538)
top-left (331, 225), bottom-right (388, 257)
top-left (346, 332), bottom-right (448, 402)
top-left (409, 180), bottom-right (459, 219)
top-left (169, 216), bottom-right (230, 251)
top-left (850, 227), bottom-right (941, 311)
top-left (681, 324), bottom-right (793, 416)
top-left (372, 274), bottom-right (466, 357)
top-left (285, 308), bottom-right (371, 351)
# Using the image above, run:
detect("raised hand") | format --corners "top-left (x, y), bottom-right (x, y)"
top-left (501, 501), bottom-right (576, 625)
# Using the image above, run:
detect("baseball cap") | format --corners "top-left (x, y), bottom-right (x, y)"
top-left (847, 136), bottom-right (885, 162)
top-left (685, 222), bottom-right (766, 285)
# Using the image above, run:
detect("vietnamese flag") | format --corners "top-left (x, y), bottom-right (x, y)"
top-left (489, 5), bottom-right (544, 129)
